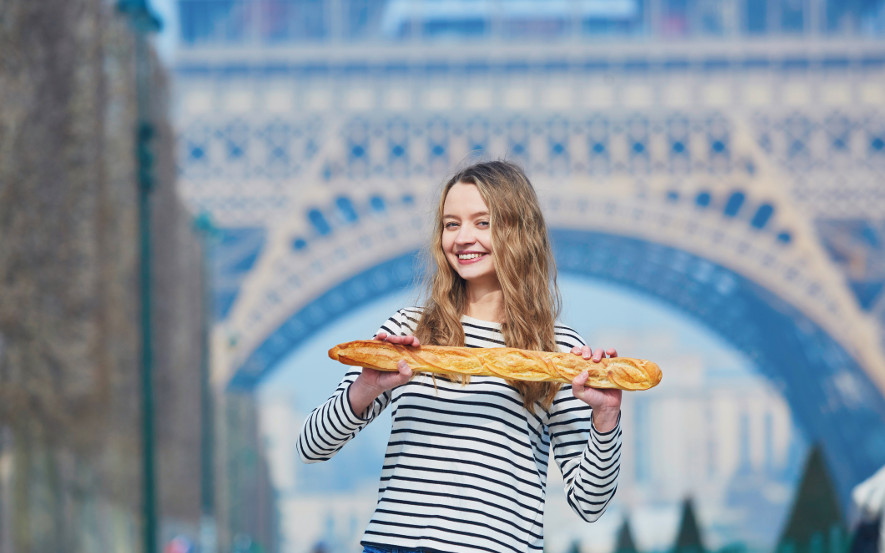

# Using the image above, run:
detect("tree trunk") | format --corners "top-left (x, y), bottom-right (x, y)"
top-left (12, 422), bottom-right (32, 553)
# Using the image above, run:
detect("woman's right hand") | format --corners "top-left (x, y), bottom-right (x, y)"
top-left (348, 332), bottom-right (416, 415)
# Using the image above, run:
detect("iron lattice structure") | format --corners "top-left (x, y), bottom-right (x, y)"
top-left (173, 11), bottom-right (885, 511)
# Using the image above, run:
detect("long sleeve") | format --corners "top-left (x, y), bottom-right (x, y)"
top-left (548, 393), bottom-right (622, 521)
top-left (296, 307), bottom-right (422, 463)
top-left (295, 369), bottom-right (391, 463)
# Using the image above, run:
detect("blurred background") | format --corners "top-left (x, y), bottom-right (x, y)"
top-left (2, 1), bottom-right (885, 553)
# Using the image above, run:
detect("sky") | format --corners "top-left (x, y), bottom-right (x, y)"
top-left (149, 0), bottom-right (178, 63)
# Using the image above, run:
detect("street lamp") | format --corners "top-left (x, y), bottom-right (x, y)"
top-left (193, 211), bottom-right (218, 553)
top-left (115, 2), bottom-right (162, 552)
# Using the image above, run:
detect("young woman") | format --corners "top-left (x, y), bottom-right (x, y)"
top-left (297, 160), bottom-right (622, 553)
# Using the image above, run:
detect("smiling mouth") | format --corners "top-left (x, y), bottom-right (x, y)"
top-left (457, 252), bottom-right (488, 262)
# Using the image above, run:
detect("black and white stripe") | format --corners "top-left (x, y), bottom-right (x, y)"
top-left (296, 307), bottom-right (622, 553)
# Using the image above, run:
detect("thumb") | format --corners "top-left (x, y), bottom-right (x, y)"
top-left (397, 359), bottom-right (413, 379)
top-left (571, 370), bottom-right (589, 395)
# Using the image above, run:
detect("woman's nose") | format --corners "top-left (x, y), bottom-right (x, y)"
top-left (455, 227), bottom-right (475, 244)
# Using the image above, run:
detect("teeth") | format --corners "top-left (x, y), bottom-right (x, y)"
top-left (459, 253), bottom-right (483, 260)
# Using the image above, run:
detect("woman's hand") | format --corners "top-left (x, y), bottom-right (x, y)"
top-left (348, 332), bottom-right (417, 415)
top-left (374, 331), bottom-right (420, 348)
top-left (570, 345), bottom-right (622, 433)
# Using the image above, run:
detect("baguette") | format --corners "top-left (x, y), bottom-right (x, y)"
top-left (328, 340), bottom-right (662, 391)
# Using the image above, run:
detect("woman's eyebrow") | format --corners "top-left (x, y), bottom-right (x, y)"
top-left (443, 210), bottom-right (490, 219)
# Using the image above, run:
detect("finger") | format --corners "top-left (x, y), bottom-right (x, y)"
top-left (397, 359), bottom-right (413, 378)
top-left (582, 345), bottom-right (592, 359)
top-left (592, 348), bottom-right (604, 362)
top-left (374, 331), bottom-right (388, 341)
top-left (606, 348), bottom-right (617, 358)
top-left (571, 346), bottom-right (581, 354)
top-left (571, 370), bottom-right (589, 390)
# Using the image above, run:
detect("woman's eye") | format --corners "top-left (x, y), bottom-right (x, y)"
top-left (477, 221), bottom-right (490, 228)
top-left (444, 222), bottom-right (459, 229)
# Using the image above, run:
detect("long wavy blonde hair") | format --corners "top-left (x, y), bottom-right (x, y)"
top-left (414, 160), bottom-right (563, 411)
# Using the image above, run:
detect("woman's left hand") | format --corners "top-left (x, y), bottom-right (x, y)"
top-left (570, 345), bottom-right (622, 433)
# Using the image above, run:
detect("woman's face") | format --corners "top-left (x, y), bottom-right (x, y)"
top-left (441, 182), bottom-right (498, 289)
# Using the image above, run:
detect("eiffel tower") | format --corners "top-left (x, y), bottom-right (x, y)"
top-left (172, 0), bottom-right (885, 510)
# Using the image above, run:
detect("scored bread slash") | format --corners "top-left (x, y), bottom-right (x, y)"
top-left (329, 340), bottom-right (662, 391)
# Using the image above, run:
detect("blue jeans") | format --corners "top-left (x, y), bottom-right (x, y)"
top-left (363, 546), bottom-right (427, 553)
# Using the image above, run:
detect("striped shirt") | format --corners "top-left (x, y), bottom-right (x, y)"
top-left (296, 308), bottom-right (622, 553)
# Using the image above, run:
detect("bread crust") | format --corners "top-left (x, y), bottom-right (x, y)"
top-left (328, 340), bottom-right (662, 391)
